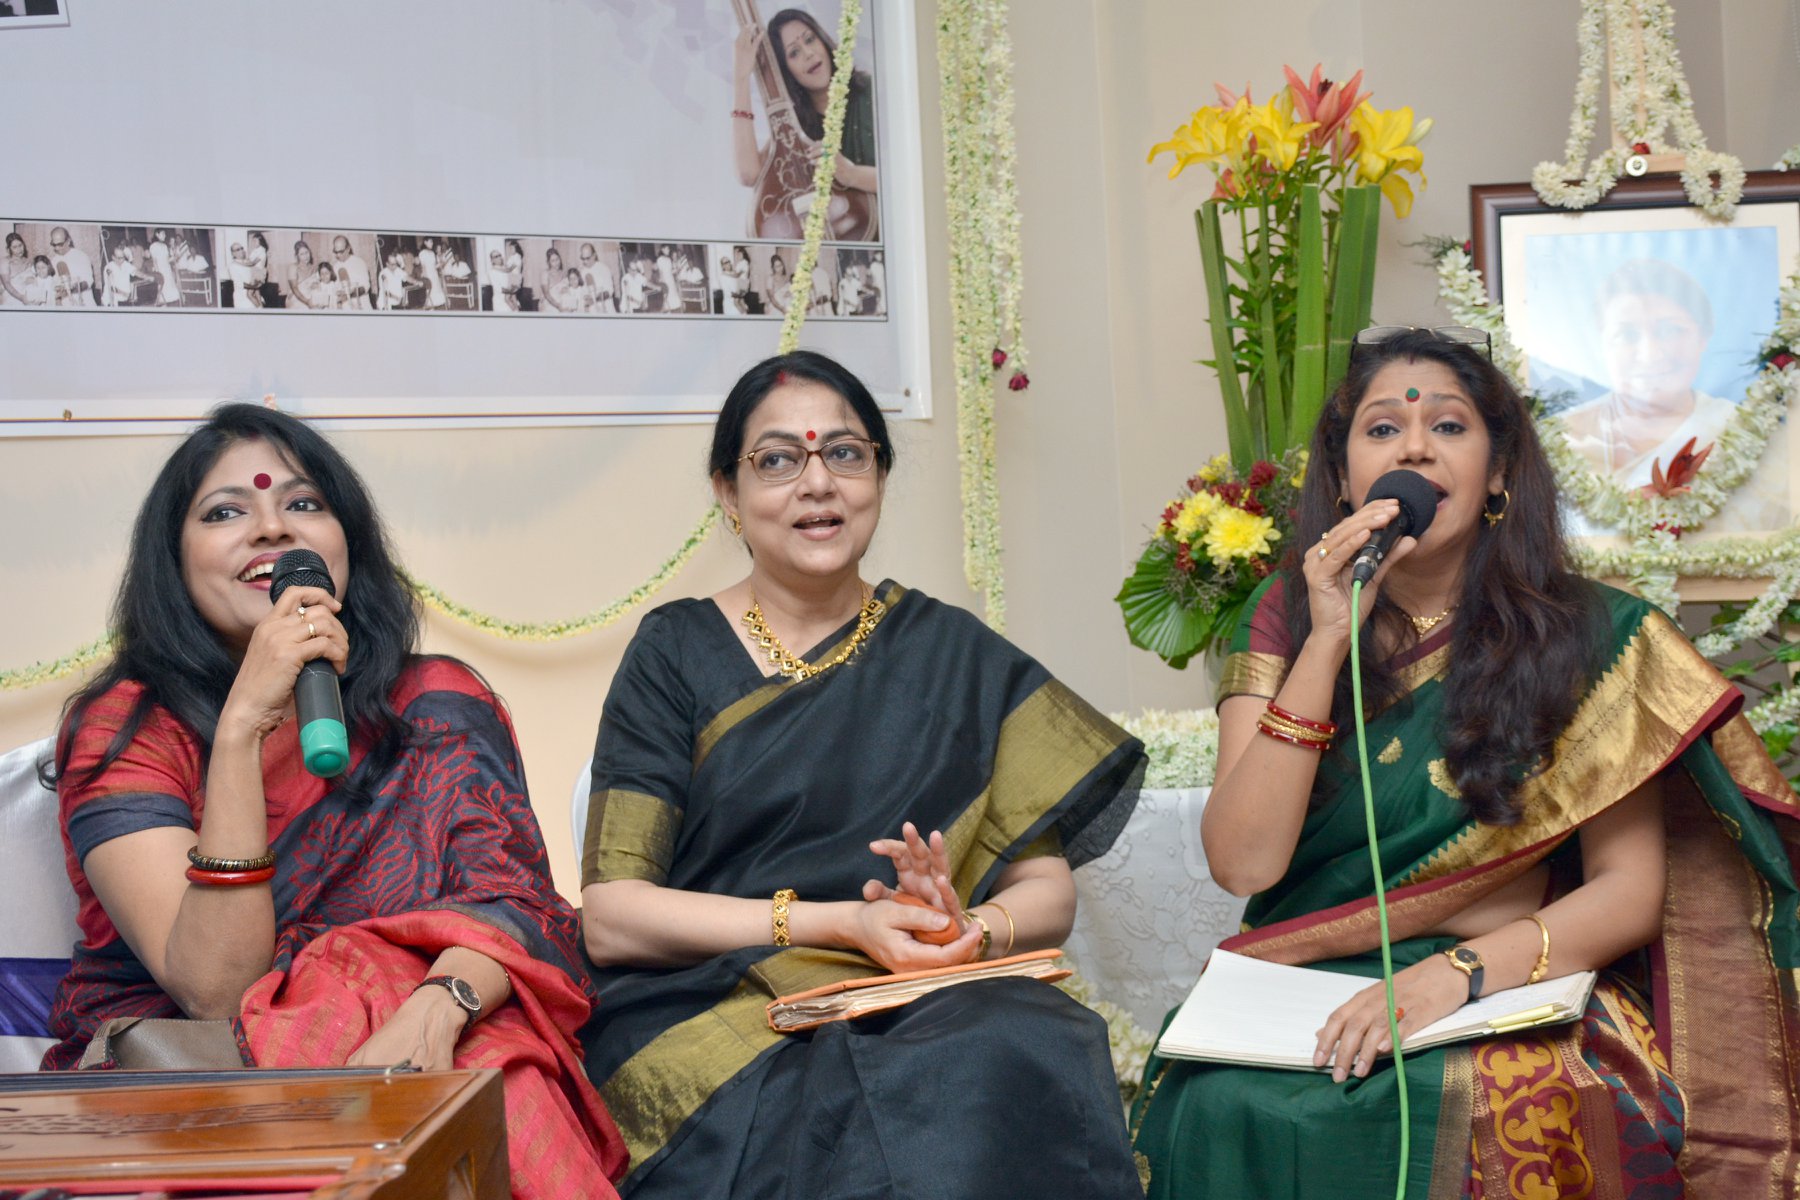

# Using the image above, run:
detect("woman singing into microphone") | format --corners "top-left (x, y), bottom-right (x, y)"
top-left (1132, 327), bottom-right (1800, 1196)
top-left (40, 404), bottom-right (626, 1198)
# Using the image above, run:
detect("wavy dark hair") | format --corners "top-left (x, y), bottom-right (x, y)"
top-left (767, 8), bottom-right (870, 141)
top-left (47, 403), bottom-right (424, 806)
top-left (1281, 330), bottom-right (1604, 824)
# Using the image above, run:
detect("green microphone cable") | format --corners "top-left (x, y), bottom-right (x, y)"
top-left (1350, 578), bottom-right (1409, 1200)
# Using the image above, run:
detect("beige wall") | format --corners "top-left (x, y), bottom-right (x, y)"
top-left (2, 1), bottom-right (1790, 898)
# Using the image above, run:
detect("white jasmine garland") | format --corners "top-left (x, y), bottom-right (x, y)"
top-left (939, 0), bottom-right (1027, 630)
top-left (1533, 0), bottom-right (1744, 220)
top-left (1434, 245), bottom-right (1800, 679)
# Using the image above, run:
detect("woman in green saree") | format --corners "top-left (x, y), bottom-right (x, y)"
top-left (1132, 327), bottom-right (1800, 1197)
top-left (579, 350), bottom-right (1145, 1197)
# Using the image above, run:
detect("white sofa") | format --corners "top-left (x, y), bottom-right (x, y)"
top-left (0, 736), bottom-right (82, 1071)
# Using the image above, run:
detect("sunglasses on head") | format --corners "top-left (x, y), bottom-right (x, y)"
top-left (1351, 324), bottom-right (1492, 360)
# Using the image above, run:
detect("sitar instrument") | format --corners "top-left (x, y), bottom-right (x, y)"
top-left (731, 0), bottom-right (878, 243)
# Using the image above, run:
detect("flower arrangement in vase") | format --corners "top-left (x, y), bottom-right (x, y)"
top-left (1119, 66), bottom-right (1429, 669)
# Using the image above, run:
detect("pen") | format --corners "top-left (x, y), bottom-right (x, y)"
top-left (1487, 1004), bottom-right (1560, 1032)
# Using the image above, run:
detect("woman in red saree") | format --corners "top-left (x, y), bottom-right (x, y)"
top-left (1131, 328), bottom-right (1800, 1197)
top-left (41, 403), bottom-right (626, 1199)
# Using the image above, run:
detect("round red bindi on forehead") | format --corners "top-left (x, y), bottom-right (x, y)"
top-left (1405, 388), bottom-right (1420, 402)
top-left (805, 430), bottom-right (817, 441)
top-left (253, 472), bottom-right (272, 490)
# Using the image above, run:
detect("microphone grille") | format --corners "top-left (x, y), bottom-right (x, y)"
top-left (270, 549), bottom-right (335, 604)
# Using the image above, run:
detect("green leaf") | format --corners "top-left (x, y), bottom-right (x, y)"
top-left (1256, 203), bottom-right (1288, 454)
top-left (1115, 542), bottom-right (1216, 670)
top-left (1720, 659), bottom-right (1759, 679)
top-left (1774, 642), bottom-right (1800, 663)
top-left (1290, 184), bottom-right (1327, 452)
top-left (1324, 185), bottom-right (1381, 393)
top-left (1762, 722), bottom-right (1798, 759)
top-left (1197, 205), bottom-right (1253, 472)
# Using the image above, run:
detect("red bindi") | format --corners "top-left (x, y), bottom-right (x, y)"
top-left (253, 472), bottom-right (272, 490)
top-left (775, 370), bottom-right (790, 385)
top-left (805, 430), bottom-right (817, 441)
top-left (1404, 387), bottom-right (1421, 402)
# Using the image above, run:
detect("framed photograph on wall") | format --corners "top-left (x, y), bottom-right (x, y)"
top-left (1470, 172), bottom-right (1800, 547)
top-left (0, 2), bottom-right (69, 30)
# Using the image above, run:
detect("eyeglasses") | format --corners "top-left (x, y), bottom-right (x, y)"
top-left (1352, 325), bottom-right (1492, 359)
top-left (738, 436), bottom-right (882, 483)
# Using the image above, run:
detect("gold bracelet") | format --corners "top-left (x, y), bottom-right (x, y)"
top-left (1525, 913), bottom-right (1551, 984)
top-left (187, 846), bottom-right (277, 872)
top-left (986, 902), bottom-right (1016, 957)
top-left (963, 911), bottom-right (992, 962)
top-left (771, 888), bottom-right (797, 947)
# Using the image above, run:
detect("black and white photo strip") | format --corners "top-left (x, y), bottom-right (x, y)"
top-left (2, 221), bottom-right (886, 319)
top-left (0, 1), bottom-right (70, 30)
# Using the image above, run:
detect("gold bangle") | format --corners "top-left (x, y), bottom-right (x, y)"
top-left (986, 902), bottom-right (1016, 957)
top-left (963, 911), bottom-right (992, 962)
top-left (771, 888), bottom-right (797, 947)
top-left (1525, 913), bottom-right (1551, 984)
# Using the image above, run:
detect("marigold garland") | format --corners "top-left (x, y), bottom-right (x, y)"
top-left (0, 4), bottom-right (867, 688)
top-left (1532, 0), bottom-right (1745, 219)
top-left (939, 0), bottom-right (1026, 630)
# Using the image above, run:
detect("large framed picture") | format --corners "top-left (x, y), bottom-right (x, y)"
top-left (1470, 172), bottom-right (1799, 545)
top-left (0, 0), bottom-right (926, 436)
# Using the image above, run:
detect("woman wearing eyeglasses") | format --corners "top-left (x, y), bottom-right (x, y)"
top-left (578, 350), bottom-right (1145, 1197)
top-left (1130, 328), bottom-right (1800, 1197)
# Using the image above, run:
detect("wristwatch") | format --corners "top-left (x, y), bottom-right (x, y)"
top-left (414, 974), bottom-right (483, 1021)
top-left (1442, 946), bottom-right (1485, 1001)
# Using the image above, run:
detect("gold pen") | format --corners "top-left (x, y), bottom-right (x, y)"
top-left (1487, 1004), bottom-right (1561, 1032)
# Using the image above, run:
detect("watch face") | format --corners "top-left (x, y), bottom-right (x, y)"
top-left (447, 977), bottom-right (481, 1013)
top-left (1449, 946), bottom-right (1481, 970)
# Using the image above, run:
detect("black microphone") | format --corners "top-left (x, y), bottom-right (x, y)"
top-left (1350, 470), bottom-right (1439, 585)
top-left (269, 549), bottom-right (350, 778)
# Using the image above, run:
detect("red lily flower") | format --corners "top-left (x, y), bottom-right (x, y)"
top-left (1642, 437), bottom-right (1712, 498)
top-left (1008, 370), bottom-right (1030, 392)
top-left (1283, 64), bottom-right (1369, 148)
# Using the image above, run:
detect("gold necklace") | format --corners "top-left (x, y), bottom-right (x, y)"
top-left (743, 588), bottom-right (887, 681)
top-left (1407, 604), bottom-right (1456, 636)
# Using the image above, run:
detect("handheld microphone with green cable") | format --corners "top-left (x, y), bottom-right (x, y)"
top-left (269, 549), bottom-right (350, 778)
top-left (1350, 469), bottom-right (1439, 585)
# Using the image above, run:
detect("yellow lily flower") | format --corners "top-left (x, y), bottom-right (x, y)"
top-left (1347, 103), bottom-right (1429, 215)
top-left (1148, 98), bottom-right (1258, 182)
top-left (1245, 97), bottom-right (1318, 174)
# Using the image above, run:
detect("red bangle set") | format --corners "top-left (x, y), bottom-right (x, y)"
top-left (186, 865), bottom-right (276, 887)
top-left (1255, 701), bottom-right (1337, 751)
top-left (1267, 701), bottom-right (1335, 735)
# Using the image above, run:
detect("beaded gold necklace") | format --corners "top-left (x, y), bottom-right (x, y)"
top-left (743, 588), bottom-right (887, 681)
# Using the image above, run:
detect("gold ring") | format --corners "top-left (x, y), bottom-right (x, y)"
top-left (1318, 543), bottom-right (1330, 559)
top-left (307, 622), bottom-right (317, 638)
top-left (296, 603), bottom-right (306, 617)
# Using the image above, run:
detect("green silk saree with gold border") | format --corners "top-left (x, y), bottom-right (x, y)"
top-left (1132, 577), bottom-right (1800, 1199)
top-left (579, 581), bottom-right (1146, 1198)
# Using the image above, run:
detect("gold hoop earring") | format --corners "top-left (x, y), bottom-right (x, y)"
top-left (1484, 489), bottom-right (1510, 527)
top-left (727, 512), bottom-right (742, 536)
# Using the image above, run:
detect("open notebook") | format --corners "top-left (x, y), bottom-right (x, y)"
top-left (1155, 948), bottom-right (1597, 1070)
top-left (766, 949), bottom-right (1070, 1032)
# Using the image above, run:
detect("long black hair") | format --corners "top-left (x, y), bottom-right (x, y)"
top-left (48, 403), bottom-right (423, 805)
top-left (766, 8), bottom-right (870, 142)
top-left (1282, 330), bottom-right (1604, 824)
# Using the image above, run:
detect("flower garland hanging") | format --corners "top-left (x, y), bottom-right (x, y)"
top-left (938, 0), bottom-right (1027, 631)
top-left (0, 5), bottom-right (865, 689)
top-left (1432, 242), bottom-right (1800, 699)
top-left (1532, 0), bottom-right (1745, 220)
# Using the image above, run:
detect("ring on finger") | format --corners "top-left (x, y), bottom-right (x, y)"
top-left (297, 603), bottom-right (306, 617)
top-left (1317, 540), bottom-right (1330, 559)
top-left (307, 621), bottom-right (317, 638)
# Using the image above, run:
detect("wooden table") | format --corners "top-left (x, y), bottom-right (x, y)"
top-left (0, 1067), bottom-right (508, 1197)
